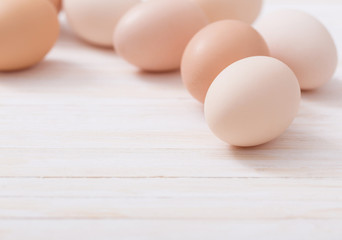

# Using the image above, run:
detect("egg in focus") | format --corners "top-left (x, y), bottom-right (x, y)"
top-left (181, 20), bottom-right (269, 103)
top-left (0, 0), bottom-right (60, 71)
top-left (256, 9), bottom-right (338, 90)
top-left (205, 56), bottom-right (301, 147)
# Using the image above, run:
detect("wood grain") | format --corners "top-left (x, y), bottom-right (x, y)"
top-left (0, 1), bottom-right (341, 239)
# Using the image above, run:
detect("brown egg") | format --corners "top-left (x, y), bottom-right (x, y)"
top-left (48, 0), bottom-right (62, 12)
top-left (0, 0), bottom-right (60, 71)
top-left (205, 56), bottom-right (301, 147)
top-left (113, 0), bottom-right (208, 72)
top-left (191, 0), bottom-right (263, 24)
top-left (181, 20), bottom-right (269, 103)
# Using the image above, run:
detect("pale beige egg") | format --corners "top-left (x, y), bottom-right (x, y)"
top-left (113, 0), bottom-right (208, 72)
top-left (191, 0), bottom-right (263, 23)
top-left (181, 20), bottom-right (269, 103)
top-left (0, 0), bottom-right (60, 71)
top-left (256, 9), bottom-right (338, 90)
top-left (64, 0), bottom-right (140, 47)
top-left (204, 56), bottom-right (301, 147)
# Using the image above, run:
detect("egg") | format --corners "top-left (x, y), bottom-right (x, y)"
top-left (64, 0), bottom-right (140, 47)
top-left (255, 10), bottom-right (338, 90)
top-left (0, 0), bottom-right (60, 71)
top-left (48, 0), bottom-right (61, 12)
top-left (190, 0), bottom-right (263, 24)
top-left (181, 20), bottom-right (269, 103)
top-left (113, 0), bottom-right (208, 72)
top-left (205, 56), bottom-right (301, 147)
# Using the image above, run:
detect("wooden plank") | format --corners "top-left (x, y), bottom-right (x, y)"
top-left (0, 197), bottom-right (341, 220)
top-left (0, 145), bottom-right (341, 178)
top-left (0, 178), bottom-right (341, 199)
top-left (0, 178), bottom-right (341, 220)
top-left (1, 219), bottom-right (342, 240)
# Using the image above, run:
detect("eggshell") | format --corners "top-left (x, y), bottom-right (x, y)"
top-left (181, 20), bottom-right (269, 103)
top-left (0, 0), bottom-right (60, 71)
top-left (48, 0), bottom-right (61, 12)
top-left (191, 0), bottom-right (263, 24)
top-left (204, 56), bottom-right (301, 147)
top-left (255, 9), bottom-right (338, 90)
top-left (113, 0), bottom-right (208, 72)
top-left (64, 0), bottom-right (140, 47)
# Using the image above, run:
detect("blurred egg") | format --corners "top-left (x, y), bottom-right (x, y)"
top-left (0, 0), bottom-right (60, 71)
top-left (181, 20), bottom-right (269, 103)
top-left (49, 0), bottom-right (61, 12)
top-left (256, 9), bottom-right (338, 90)
top-left (113, 0), bottom-right (208, 72)
top-left (191, 0), bottom-right (263, 23)
top-left (64, 0), bottom-right (139, 47)
top-left (205, 56), bottom-right (301, 147)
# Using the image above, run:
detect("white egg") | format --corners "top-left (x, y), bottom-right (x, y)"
top-left (256, 9), bottom-right (338, 90)
top-left (64, 0), bottom-right (140, 47)
top-left (190, 0), bottom-right (263, 23)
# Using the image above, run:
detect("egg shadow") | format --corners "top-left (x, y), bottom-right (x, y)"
top-left (0, 59), bottom-right (71, 81)
top-left (134, 69), bottom-right (184, 94)
top-left (135, 70), bottom-right (183, 88)
top-left (226, 123), bottom-right (342, 177)
top-left (135, 69), bottom-right (205, 109)
top-left (0, 59), bottom-right (100, 93)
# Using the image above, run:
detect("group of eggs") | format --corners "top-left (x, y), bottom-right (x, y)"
top-left (0, 0), bottom-right (338, 147)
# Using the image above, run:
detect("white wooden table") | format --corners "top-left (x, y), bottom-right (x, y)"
top-left (0, 1), bottom-right (341, 239)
